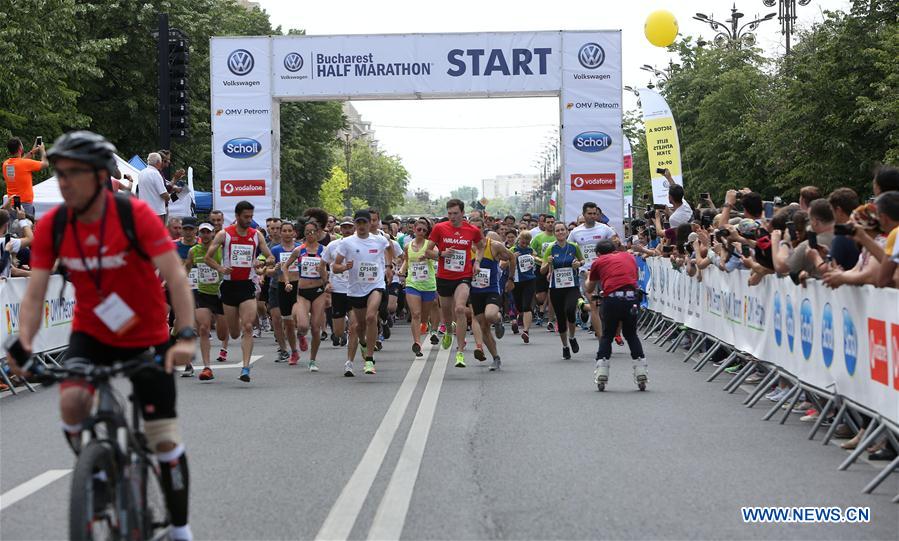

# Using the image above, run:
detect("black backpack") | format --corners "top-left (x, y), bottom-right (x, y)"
top-left (51, 192), bottom-right (150, 265)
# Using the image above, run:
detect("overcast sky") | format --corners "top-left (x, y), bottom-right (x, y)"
top-left (257, 0), bottom-right (850, 197)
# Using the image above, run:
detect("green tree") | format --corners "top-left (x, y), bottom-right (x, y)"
top-left (318, 165), bottom-right (367, 217)
top-left (345, 140), bottom-right (409, 215)
top-left (450, 186), bottom-right (479, 203)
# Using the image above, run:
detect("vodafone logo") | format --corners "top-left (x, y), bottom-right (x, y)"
top-left (221, 179), bottom-right (266, 196)
top-left (571, 173), bottom-right (615, 190)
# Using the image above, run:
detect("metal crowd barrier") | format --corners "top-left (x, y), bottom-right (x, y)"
top-left (638, 307), bottom-right (899, 501)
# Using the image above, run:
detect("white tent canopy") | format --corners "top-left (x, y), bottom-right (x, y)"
top-left (31, 155), bottom-right (144, 219)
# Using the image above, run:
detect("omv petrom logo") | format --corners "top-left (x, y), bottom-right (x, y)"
top-left (800, 298), bottom-right (813, 360)
top-left (228, 49), bottom-right (255, 76)
top-left (821, 303), bottom-right (834, 367)
top-left (842, 308), bottom-right (857, 376)
top-left (578, 43), bottom-right (605, 69)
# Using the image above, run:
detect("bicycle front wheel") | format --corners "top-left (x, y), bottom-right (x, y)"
top-left (69, 441), bottom-right (128, 541)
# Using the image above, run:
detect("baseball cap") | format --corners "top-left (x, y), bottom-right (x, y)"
top-left (181, 216), bottom-right (198, 229)
top-left (353, 210), bottom-right (371, 222)
top-left (198, 223), bottom-right (214, 232)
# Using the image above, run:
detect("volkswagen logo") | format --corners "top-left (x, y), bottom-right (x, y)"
top-left (228, 49), bottom-right (255, 76)
top-left (578, 43), bottom-right (605, 69)
top-left (284, 52), bottom-right (304, 72)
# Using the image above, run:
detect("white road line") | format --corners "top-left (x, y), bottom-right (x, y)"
top-left (314, 347), bottom-right (431, 541)
top-left (368, 345), bottom-right (450, 540)
top-left (0, 469), bottom-right (72, 512)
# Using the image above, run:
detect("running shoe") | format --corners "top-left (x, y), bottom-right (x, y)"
top-left (252, 328), bottom-right (261, 338)
top-left (331, 334), bottom-right (340, 347)
top-left (339, 334), bottom-right (348, 347)
top-left (387, 314), bottom-right (395, 328)
top-left (198, 367), bottom-right (214, 381)
top-left (511, 320), bottom-right (519, 334)
top-left (299, 334), bottom-right (309, 352)
top-left (216, 349), bottom-right (228, 363)
top-left (309, 360), bottom-right (319, 372)
top-left (454, 352), bottom-right (466, 368)
top-left (562, 346), bottom-right (571, 360)
top-left (382, 324), bottom-right (391, 340)
top-left (800, 410), bottom-right (819, 422)
top-left (289, 351), bottom-right (299, 366)
top-left (438, 323), bottom-right (447, 334)
top-left (429, 333), bottom-right (439, 345)
top-left (614, 335), bottom-right (624, 346)
top-left (521, 331), bottom-right (530, 344)
top-left (441, 329), bottom-right (453, 349)
top-left (181, 363), bottom-right (195, 377)
top-left (375, 339), bottom-right (383, 351)
top-left (547, 321), bottom-right (555, 333)
top-left (276, 349), bottom-right (289, 363)
top-left (420, 323), bottom-right (428, 334)
top-left (489, 357), bottom-right (502, 372)
top-left (724, 363), bottom-right (744, 375)
top-left (321, 330), bottom-right (328, 341)
top-left (344, 361), bottom-right (355, 377)
top-left (473, 346), bottom-right (486, 362)
top-left (239, 367), bottom-right (251, 382)
top-left (412, 342), bottom-right (423, 357)
top-left (569, 338), bottom-right (580, 354)
top-left (262, 318), bottom-right (272, 332)
top-left (494, 320), bottom-right (505, 339)
top-left (364, 359), bottom-right (376, 374)
top-left (745, 372), bottom-right (765, 384)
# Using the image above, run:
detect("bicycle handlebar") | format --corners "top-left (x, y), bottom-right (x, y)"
top-left (33, 353), bottom-right (163, 387)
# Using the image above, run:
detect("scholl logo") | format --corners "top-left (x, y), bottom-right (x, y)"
top-left (578, 42), bottom-right (605, 69)
top-left (228, 49), bottom-right (254, 76)
top-left (842, 308), bottom-right (857, 376)
top-left (284, 52), bottom-right (304, 72)
top-left (773, 292), bottom-right (782, 346)
top-left (800, 298), bottom-right (813, 360)
top-left (573, 131), bottom-right (612, 153)
top-left (821, 303), bottom-right (834, 368)
top-left (785, 294), bottom-right (795, 352)
top-left (223, 138), bottom-right (261, 159)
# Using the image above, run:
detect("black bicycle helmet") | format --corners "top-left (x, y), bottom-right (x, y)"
top-left (47, 130), bottom-right (118, 175)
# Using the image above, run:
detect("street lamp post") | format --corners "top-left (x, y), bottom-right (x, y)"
top-left (342, 131), bottom-right (352, 216)
top-left (693, 4), bottom-right (776, 48)
top-left (763, 0), bottom-right (812, 54)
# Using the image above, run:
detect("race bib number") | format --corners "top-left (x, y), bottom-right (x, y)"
top-left (357, 261), bottom-right (379, 283)
top-left (230, 244), bottom-right (253, 268)
top-left (444, 248), bottom-right (467, 272)
top-left (301, 256), bottom-right (322, 279)
top-left (187, 268), bottom-right (199, 290)
top-left (518, 254), bottom-right (535, 273)
top-left (198, 263), bottom-right (219, 284)
top-left (472, 268), bottom-right (491, 289)
top-left (582, 243), bottom-right (596, 263)
top-left (279, 251), bottom-right (299, 272)
top-left (554, 267), bottom-right (575, 288)
top-left (542, 241), bottom-right (554, 254)
top-left (411, 261), bottom-right (430, 282)
top-left (94, 292), bottom-right (138, 335)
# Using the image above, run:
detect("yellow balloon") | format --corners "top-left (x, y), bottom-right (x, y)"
top-left (644, 10), bottom-right (679, 47)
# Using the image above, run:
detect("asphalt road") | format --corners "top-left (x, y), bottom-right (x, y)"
top-left (1, 320), bottom-right (896, 540)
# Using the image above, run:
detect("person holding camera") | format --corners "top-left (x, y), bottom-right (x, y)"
top-left (3, 137), bottom-right (48, 217)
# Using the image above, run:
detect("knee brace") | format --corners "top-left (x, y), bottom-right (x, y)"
top-left (144, 418), bottom-right (183, 452)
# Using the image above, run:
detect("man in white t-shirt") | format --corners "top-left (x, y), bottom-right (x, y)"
top-left (667, 180), bottom-right (693, 228)
top-left (568, 201), bottom-right (616, 336)
top-left (137, 152), bottom-right (170, 222)
top-left (322, 219), bottom-right (355, 347)
top-left (332, 210), bottom-right (395, 376)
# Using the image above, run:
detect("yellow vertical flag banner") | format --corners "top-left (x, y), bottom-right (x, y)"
top-left (639, 88), bottom-right (683, 205)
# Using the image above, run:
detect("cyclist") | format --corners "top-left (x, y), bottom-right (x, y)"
top-left (6, 131), bottom-right (197, 541)
top-left (204, 201), bottom-right (275, 382)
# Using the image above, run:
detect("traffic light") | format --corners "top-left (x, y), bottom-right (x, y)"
top-left (169, 37), bottom-right (189, 139)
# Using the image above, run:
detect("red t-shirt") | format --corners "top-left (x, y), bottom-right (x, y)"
top-left (31, 193), bottom-right (175, 347)
top-left (588, 251), bottom-right (638, 295)
top-left (428, 221), bottom-right (483, 281)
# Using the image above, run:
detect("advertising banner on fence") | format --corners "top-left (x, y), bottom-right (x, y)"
top-left (638, 89), bottom-right (682, 206)
top-left (623, 136), bottom-right (633, 214)
top-left (2, 276), bottom-right (74, 354)
top-left (211, 31), bottom-right (622, 234)
top-left (643, 257), bottom-right (899, 424)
